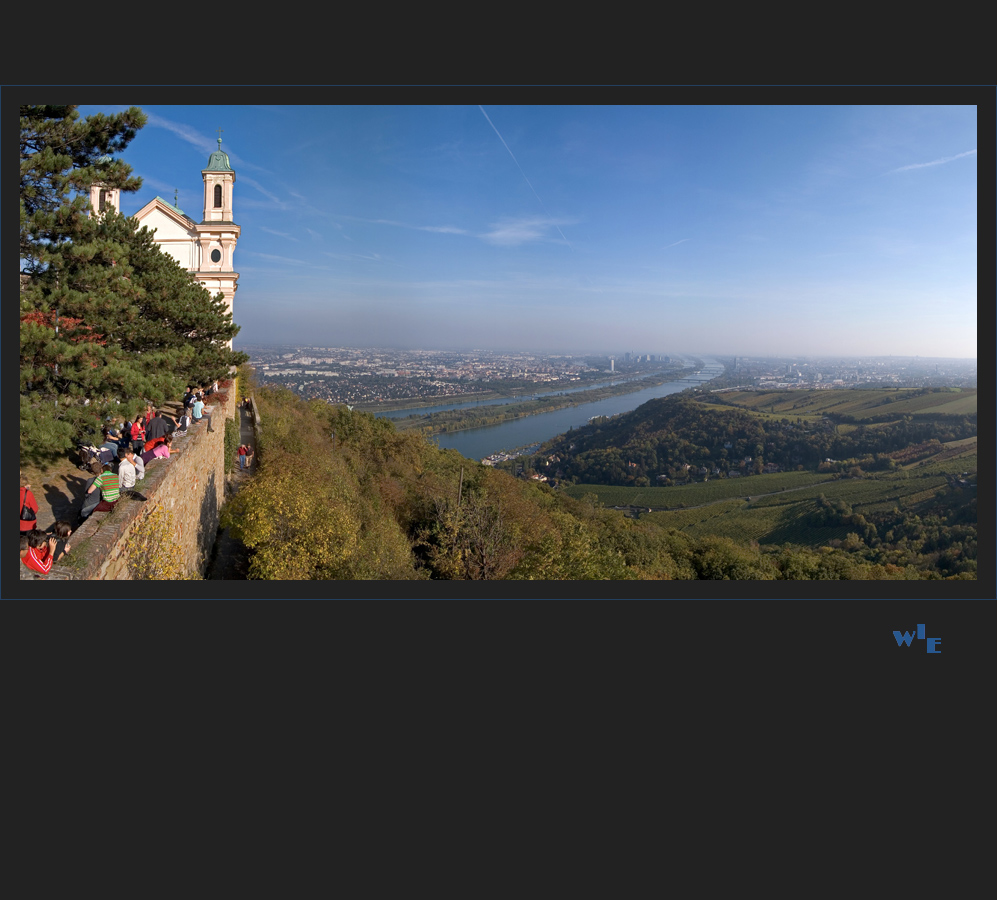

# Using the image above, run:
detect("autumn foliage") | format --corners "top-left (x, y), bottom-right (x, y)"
top-left (220, 383), bottom-right (968, 581)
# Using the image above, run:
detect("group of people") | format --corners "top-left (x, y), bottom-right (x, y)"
top-left (182, 384), bottom-right (215, 433)
top-left (80, 383), bottom-right (221, 518)
top-left (20, 381), bottom-right (234, 575)
top-left (19, 478), bottom-right (73, 576)
top-left (81, 402), bottom-right (184, 519)
top-left (81, 383), bottom-right (223, 517)
top-left (238, 443), bottom-right (254, 470)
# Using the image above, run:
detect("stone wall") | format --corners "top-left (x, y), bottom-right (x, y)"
top-left (42, 386), bottom-right (237, 580)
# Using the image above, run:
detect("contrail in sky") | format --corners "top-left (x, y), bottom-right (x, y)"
top-left (479, 105), bottom-right (572, 249)
top-left (891, 149), bottom-right (977, 173)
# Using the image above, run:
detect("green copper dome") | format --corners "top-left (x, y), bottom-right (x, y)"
top-left (205, 137), bottom-right (233, 172)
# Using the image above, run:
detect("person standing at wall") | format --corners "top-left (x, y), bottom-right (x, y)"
top-left (145, 410), bottom-right (176, 444)
top-left (130, 416), bottom-right (147, 454)
top-left (19, 477), bottom-right (39, 538)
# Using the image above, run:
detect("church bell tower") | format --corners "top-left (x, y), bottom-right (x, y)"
top-left (88, 155), bottom-right (121, 217)
top-left (194, 133), bottom-right (240, 344)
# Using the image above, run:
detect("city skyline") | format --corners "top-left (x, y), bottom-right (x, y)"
top-left (76, 98), bottom-right (978, 359)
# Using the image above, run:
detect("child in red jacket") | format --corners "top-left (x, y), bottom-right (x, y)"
top-left (22, 530), bottom-right (57, 575)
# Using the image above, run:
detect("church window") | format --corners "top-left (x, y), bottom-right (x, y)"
top-left (99, 189), bottom-right (106, 211)
top-left (211, 249), bottom-right (222, 263)
top-left (214, 184), bottom-right (222, 208)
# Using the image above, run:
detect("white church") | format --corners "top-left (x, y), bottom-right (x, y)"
top-left (90, 136), bottom-right (240, 336)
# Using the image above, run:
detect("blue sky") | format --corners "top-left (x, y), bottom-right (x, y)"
top-left (77, 102), bottom-right (978, 358)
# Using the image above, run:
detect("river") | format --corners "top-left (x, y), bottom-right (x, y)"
top-left (374, 358), bottom-right (725, 461)
top-left (376, 368), bottom-right (683, 419)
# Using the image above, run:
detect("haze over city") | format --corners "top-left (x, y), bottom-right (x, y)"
top-left (78, 99), bottom-right (978, 359)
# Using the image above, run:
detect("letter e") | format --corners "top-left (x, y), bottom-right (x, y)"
top-left (926, 637), bottom-right (941, 654)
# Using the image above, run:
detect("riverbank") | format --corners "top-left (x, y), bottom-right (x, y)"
top-left (393, 367), bottom-right (696, 436)
top-left (357, 367), bottom-right (684, 414)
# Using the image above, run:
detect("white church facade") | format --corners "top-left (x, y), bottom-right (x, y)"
top-left (90, 137), bottom-right (240, 338)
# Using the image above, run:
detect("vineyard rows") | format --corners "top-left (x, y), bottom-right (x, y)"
top-left (562, 471), bottom-right (837, 509)
top-left (713, 388), bottom-right (976, 420)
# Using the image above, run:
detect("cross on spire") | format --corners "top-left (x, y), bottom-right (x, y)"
top-left (217, 127), bottom-right (224, 148)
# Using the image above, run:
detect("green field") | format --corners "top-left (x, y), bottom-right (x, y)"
top-left (562, 470), bottom-right (838, 510)
top-left (638, 497), bottom-right (849, 546)
top-left (636, 472), bottom-right (953, 547)
top-left (711, 388), bottom-right (976, 420)
top-left (562, 432), bottom-right (973, 550)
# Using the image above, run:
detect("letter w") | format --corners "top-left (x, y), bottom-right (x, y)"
top-left (893, 631), bottom-right (915, 647)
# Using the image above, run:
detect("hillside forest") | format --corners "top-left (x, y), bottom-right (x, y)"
top-left (223, 372), bottom-right (977, 580)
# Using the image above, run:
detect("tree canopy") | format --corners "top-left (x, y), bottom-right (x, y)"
top-left (220, 381), bottom-right (966, 581)
top-left (20, 105), bottom-right (247, 461)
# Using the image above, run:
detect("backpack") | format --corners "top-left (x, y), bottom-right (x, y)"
top-left (77, 441), bottom-right (103, 473)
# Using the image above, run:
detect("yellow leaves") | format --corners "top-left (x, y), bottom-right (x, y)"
top-left (124, 503), bottom-right (194, 579)
top-left (227, 467), bottom-right (362, 580)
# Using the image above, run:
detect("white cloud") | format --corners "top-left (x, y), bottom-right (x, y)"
top-left (891, 149), bottom-right (977, 173)
top-left (351, 217), bottom-right (467, 235)
top-left (419, 225), bottom-right (468, 234)
top-left (245, 251), bottom-right (325, 267)
top-left (144, 111), bottom-right (268, 174)
top-left (239, 175), bottom-right (284, 206)
top-left (144, 111), bottom-right (212, 154)
top-left (323, 250), bottom-right (383, 262)
top-left (259, 226), bottom-right (297, 241)
top-left (480, 216), bottom-right (576, 247)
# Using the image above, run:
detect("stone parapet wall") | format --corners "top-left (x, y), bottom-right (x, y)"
top-left (30, 386), bottom-right (237, 580)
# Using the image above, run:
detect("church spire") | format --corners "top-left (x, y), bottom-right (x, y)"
top-left (202, 129), bottom-right (235, 222)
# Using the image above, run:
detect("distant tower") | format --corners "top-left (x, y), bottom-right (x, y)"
top-left (610, 357), bottom-right (615, 372)
top-left (88, 155), bottom-right (121, 217)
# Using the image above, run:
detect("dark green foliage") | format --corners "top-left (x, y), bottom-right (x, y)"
top-left (541, 393), bottom-right (976, 488)
top-left (224, 417), bottom-right (241, 474)
top-left (20, 105), bottom-right (146, 269)
top-left (20, 105), bottom-right (247, 462)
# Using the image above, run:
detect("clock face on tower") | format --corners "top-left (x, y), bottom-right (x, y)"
top-left (211, 249), bottom-right (222, 263)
